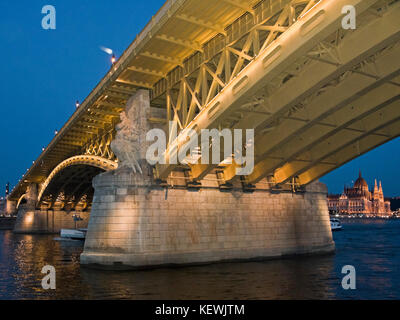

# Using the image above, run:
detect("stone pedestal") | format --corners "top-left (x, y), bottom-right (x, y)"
top-left (81, 172), bottom-right (334, 269)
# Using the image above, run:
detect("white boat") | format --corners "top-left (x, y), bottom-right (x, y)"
top-left (60, 228), bottom-right (87, 240)
top-left (330, 218), bottom-right (343, 231)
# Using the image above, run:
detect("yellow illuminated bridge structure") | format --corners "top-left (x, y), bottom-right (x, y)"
top-left (8, 0), bottom-right (400, 211)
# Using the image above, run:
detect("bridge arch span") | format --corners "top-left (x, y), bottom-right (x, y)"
top-left (37, 155), bottom-right (118, 209)
top-left (16, 194), bottom-right (26, 209)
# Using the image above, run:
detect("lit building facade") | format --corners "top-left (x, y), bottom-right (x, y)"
top-left (328, 171), bottom-right (391, 216)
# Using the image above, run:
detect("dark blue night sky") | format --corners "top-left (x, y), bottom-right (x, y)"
top-left (0, 1), bottom-right (399, 197)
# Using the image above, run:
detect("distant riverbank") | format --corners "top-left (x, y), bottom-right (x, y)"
top-left (331, 215), bottom-right (399, 220)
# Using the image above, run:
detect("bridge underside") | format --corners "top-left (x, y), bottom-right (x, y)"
top-left (38, 165), bottom-right (105, 212)
top-left (155, 0), bottom-right (400, 189)
top-left (12, 163), bottom-right (107, 234)
top-left (12, 155), bottom-right (117, 233)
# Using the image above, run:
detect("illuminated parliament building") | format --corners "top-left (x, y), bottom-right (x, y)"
top-left (328, 172), bottom-right (391, 216)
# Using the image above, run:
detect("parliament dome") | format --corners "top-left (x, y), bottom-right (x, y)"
top-left (354, 171), bottom-right (368, 190)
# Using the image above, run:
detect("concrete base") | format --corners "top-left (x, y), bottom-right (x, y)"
top-left (81, 169), bottom-right (335, 270)
top-left (13, 207), bottom-right (90, 234)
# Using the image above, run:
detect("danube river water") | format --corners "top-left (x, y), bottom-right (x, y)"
top-left (1, 219), bottom-right (400, 300)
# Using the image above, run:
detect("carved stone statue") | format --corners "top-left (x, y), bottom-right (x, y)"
top-left (110, 90), bottom-right (150, 174)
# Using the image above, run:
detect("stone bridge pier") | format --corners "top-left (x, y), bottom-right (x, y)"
top-left (80, 90), bottom-right (335, 270)
top-left (5, 200), bottom-right (17, 216)
top-left (13, 183), bottom-right (90, 234)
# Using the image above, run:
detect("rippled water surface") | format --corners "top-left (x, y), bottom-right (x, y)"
top-left (1, 219), bottom-right (400, 300)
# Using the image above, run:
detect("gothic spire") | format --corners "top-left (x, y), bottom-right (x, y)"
top-left (374, 179), bottom-right (378, 193)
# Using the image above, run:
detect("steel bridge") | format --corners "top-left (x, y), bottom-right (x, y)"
top-left (8, 0), bottom-right (400, 211)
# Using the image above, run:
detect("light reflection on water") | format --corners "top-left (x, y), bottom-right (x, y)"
top-left (1, 219), bottom-right (400, 300)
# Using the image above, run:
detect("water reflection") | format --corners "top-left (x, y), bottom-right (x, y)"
top-left (1, 219), bottom-right (400, 299)
top-left (79, 255), bottom-right (336, 300)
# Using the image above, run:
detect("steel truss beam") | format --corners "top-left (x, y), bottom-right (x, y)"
top-left (82, 130), bottom-right (116, 160)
